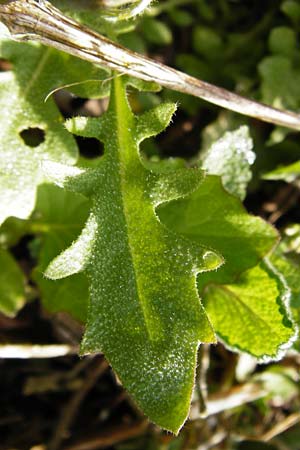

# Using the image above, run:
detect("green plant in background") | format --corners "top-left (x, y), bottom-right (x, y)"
top-left (0, 0), bottom-right (300, 439)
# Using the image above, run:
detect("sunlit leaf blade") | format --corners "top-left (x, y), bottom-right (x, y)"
top-left (0, 39), bottom-right (108, 225)
top-left (43, 77), bottom-right (223, 433)
top-left (158, 175), bottom-right (278, 287)
top-left (0, 248), bottom-right (25, 317)
top-left (203, 261), bottom-right (296, 359)
top-left (32, 184), bottom-right (90, 321)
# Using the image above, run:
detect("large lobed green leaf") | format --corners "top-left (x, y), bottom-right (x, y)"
top-left (0, 38), bottom-right (108, 226)
top-left (43, 76), bottom-right (222, 433)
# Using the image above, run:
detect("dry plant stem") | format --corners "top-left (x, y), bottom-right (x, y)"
top-left (189, 382), bottom-right (266, 419)
top-left (48, 357), bottom-right (108, 450)
top-left (64, 421), bottom-right (149, 450)
top-left (260, 412), bottom-right (300, 442)
top-left (0, 343), bottom-right (79, 358)
top-left (196, 430), bottom-right (227, 450)
top-left (195, 344), bottom-right (210, 418)
top-left (268, 185), bottom-right (300, 224)
top-left (1, 1), bottom-right (300, 129)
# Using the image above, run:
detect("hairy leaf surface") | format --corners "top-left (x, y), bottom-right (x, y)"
top-left (43, 76), bottom-right (222, 433)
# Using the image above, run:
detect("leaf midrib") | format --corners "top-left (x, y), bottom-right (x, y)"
top-left (113, 77), bottom-right (154, 340)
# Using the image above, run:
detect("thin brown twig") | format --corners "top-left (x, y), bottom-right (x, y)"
top-left (0, 0), bottom-right (300, 130)
top-left (48, 356), bottom-right (109, 450)
top-left (63, 420), bottom-right (149, 450)
top-left (196, 430), bottom-right (227, 450)
top-left (260, 412), bottom-right (300, 442)
top-left (268, 185), bottom-right (300, 224)
top-left (189, 382), bottom-right (266, 419)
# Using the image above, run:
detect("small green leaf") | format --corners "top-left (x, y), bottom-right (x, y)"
top-left (0, 248), bottom-right (25, 317)
top-left (196, 2), bottom-right (216, 22)
top-left (203, 261), bottom-right (296, 359)
top-left (43, 77), bottom-right (222, 433)
top-left (193, 26), bottom-right (224, 61)
top-left (169, 8), bottom-right (194, 27)
top-left (258, 55), bottom-right (300, 111)
top-left (263, 160), bottom-right (300, 182)
top-left (141, 17), bottom-right (173, 46)
top-left (0, 217), bottom-right (28, 248)
top-left (201, 126), bottom-right (255, 200)
top-left (268, 27), bottom-right (297, 57)
top-left (120, 31), bottom-right (147, 54)
top-left (281, 0), bottom-right (300, 24)
top-left (257, 44), bottom-right (300, 143)
top-left (32, 184), bottom-right (90, 322)
top-left (175, 54), bottom-right (214, 81)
